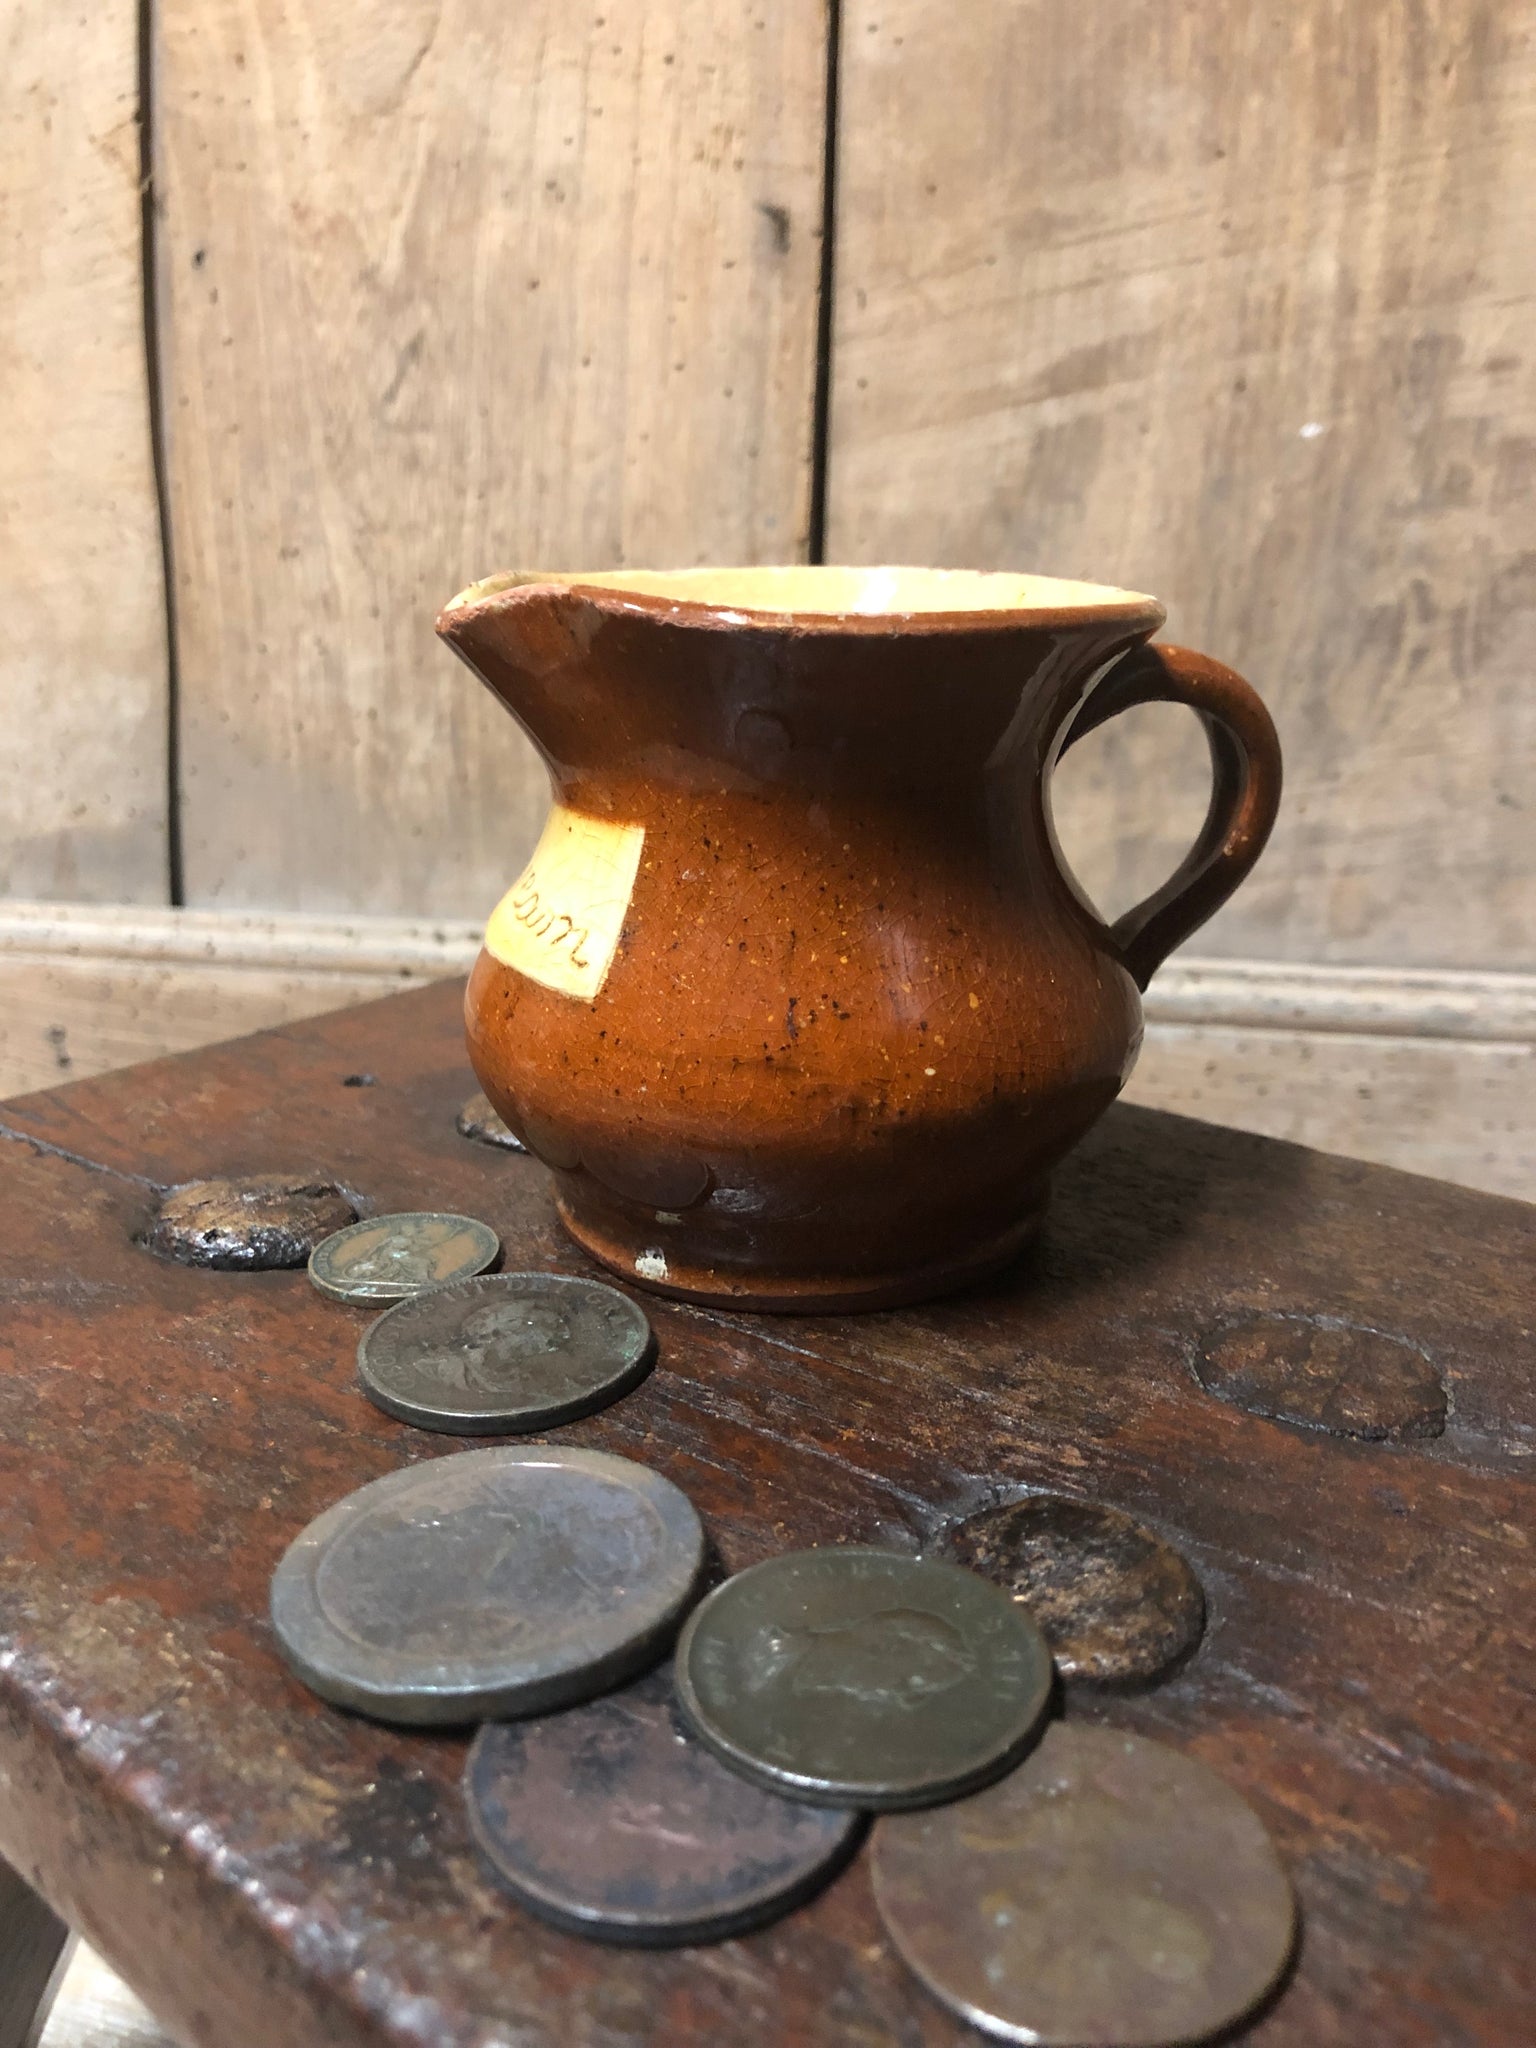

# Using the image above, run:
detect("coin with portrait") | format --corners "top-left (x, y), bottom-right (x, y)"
top-left (357, 1272), bottom-right (654, 1434)
top-left (308, 1211), bottom-right (500, 1304)
top-left (674, 1547), bottom-right (1052, 1809)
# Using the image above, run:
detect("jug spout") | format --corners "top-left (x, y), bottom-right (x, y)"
top-left (435, 573), bottom-right (607, 731)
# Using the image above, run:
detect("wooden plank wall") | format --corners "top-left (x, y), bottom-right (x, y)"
top-left (829, 0), bottom-right (1536, 973)
top-left (0, 0), bottom-right (168, 903)
top-left (156, 0), bottom-right (829, 915)
top-left (1, 0), bottom-right (1532, 1204)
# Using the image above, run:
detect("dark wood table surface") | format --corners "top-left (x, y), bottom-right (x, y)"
top-left (0, 981), bottom-right (1531, 2048)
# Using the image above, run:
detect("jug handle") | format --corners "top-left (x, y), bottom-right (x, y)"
top-left (1056, 642), bottom-right (1282, 991)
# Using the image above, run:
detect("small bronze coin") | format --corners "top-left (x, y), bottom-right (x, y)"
top-left (871, 1722), bottom-right (1295, 2047)
top-left (143, 1174), bottom-right (358, 1270)
top-left (269, 1444), bottom-right (704, 1725)
top-left (308, 1211), bottom-right (500, 1304)
top-left (674, 1547), bottom-right (1052, 1810)
top-left (357, 1272), bottom-right (654, 1435)
top-left (945, 1496), bottom-right (1205, 1689)
top-left (457, 1091), bottom-right (526, 1153)
top-left (464, 1665), bottom-right (862, 1945)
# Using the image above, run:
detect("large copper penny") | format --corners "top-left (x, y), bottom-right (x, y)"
top-left (872, 1722), bottom-right (1295, 2046)
top-left (945, 1496), bottom-right (1205, 1688)
top-left (269, 1445), bottom-right (703, 1725)
top-left (674, 1548), bottom-right (1051, 1810)
top-left (464, 1665), bottom-right (861, 1945)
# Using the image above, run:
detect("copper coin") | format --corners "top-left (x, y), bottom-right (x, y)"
top-left (872, 1722), bottom-right (1295, 2046)
top-left (945, 1496), bottom-right (1205, 1688)
top-left (357, 1272), bottom-right (654, 1435)
top-left (465, 1665), bottom-right (861, 1945)
top-left (269, 1445), bottom-right (704, 1725)
top-left (674, 1548), bottom-right (1052, 1810)
top-left (308, 1211), bottom-right (500, 1303)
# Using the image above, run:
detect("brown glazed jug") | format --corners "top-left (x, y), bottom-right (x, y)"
top-left (438, 568), bottom-right (1281, 1312)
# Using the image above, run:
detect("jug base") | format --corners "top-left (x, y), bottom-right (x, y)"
top-left (553, 1195), bottom-right (1047, 1315)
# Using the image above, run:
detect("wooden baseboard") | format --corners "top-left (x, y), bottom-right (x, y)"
top-left (2, 904), bottom-right (1531, 1199)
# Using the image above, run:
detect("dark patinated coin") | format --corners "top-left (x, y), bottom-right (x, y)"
top-left (308, 1211), bottom-right (500, 1304)
top-left (872, 1722), bottom-right (1296, 2046)
top-left (674, 1547), bottom-right (1052, 1810)
top-left (465, 1665), bottom-right (861, 1945)
top-left (269, 1444), bottom-right (704, 1724)
top-left (944, 1495), bottom-right (1205, 1688)
top-left (143, 1174), bottom-right (359, 1270)
top-left (357, 1272), bottom-right (654, 1435)
top-left (457, 1090), bottom-right (527, 1152)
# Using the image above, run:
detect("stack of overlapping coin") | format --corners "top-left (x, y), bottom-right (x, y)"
top-left (283, 1213), bottom-right (1295, 2036)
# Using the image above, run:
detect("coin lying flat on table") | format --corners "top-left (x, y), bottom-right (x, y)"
top-left (144, 1174), bottom-right (359, 1270)
top-left (308, 1212), bottom-right (500, 1304)
top-left (357, 1273), bottom-right (654, 1435)
top-left (270, 1444), bottom-right (704, 1724)
top-left (465, 1665), bottom-right (862, 1946)
top-left (871, 1722), bottom-right (1296, 2047)
top-left (945, 1495), bottom-right (1206, 1689)
top-left (457, 1090), bottom-right (527, 1152)
top-left (675, 1547), bottom-right (1052, 1810)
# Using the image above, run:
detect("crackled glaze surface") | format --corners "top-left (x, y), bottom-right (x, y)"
top-left (439, 569), bottom-right (1280, 1308)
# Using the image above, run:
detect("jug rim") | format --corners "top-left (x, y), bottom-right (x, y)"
top-left (440, 565), bottom-right (1166, 635)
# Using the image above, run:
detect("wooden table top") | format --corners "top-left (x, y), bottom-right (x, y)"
top-left (0, 981), bottom-right (1531, 2047)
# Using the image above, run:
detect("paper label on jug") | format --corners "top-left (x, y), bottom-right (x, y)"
top-left (484, 805), bottom-right (645, 1001)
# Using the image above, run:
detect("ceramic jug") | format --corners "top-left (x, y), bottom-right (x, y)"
top-left (438, 568), bottom-right (1281, 1311)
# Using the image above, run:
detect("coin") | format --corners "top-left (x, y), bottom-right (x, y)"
top-left (871, 1722), bottom-right (1296, 2046)
top-left (464, 1665), bottom-right (862, 1945)
top-left (457, 1090), bottom-right (527, 1153)
top-left (944, 1496), bottom-right (1205, 1689)
top-left (357, 1272), bottom-right (654, 1435)
top-left (307, 1211), bottom-right (500, 1303)
top-left (674, 1547), bottom-right (1052, 1810)
top-left (269, 1444), bottom-right (704, 1724)
top-left (143, 1174), bottom-right (358, 1270)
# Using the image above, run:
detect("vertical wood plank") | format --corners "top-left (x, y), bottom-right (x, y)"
top-left (159, 0), bottom-right (828, 917)
top-left (0, 0), bottom-right (169, 902)
top-left (828, 0), bottom-right (1536, 969)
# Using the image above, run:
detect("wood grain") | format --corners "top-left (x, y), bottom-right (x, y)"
top-left (157, 0), bottom-right (828, 918)
top-left (0, 981), bottom-right (1531, 2045)
top-left (38, 1947), bottom-right (173, 2048)
top-left (1129, 1021), bottom-right (1534, 1202)
top-left (0, 904), bottom-right (477, 1098)
top-left (828, 0), bottom-right (1536, 971)
top-left (0, 0), bottom-right (168, 903)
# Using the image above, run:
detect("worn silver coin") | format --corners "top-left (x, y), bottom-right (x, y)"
top-left (357, 1272), bottom-right (654, 1435)
top-left (674, 1547), bottom-right (1052, 1810)
top-left (269, 1444), bottom-right (704, 1724)
top-left (464, 1665), bottom-right (862, 1946)
top-left (308, 1211), bottom-right (500, 1304)
top-left (871, 1722), bottom-right (1296, 2046)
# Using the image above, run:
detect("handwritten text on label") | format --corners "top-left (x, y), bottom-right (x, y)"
top-left (484, 806), bottom-right (645, 1001)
